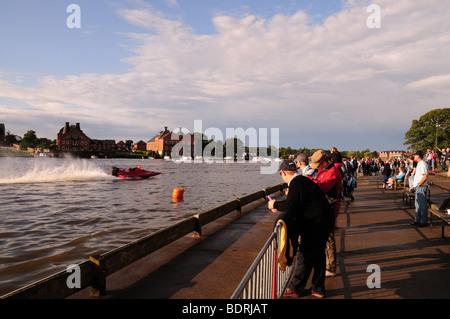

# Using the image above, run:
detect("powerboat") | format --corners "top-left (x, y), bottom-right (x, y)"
top-left (111, 167), bottom-right (161, 179)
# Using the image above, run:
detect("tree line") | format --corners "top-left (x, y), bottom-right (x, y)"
top-left (4, 108), bottom-right (448, 158)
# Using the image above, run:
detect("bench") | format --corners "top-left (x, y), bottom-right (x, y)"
top-left (394, 180), bottom-right (405, 190)
top-left (429, 208), bottom-right (450, 238)
top-left (402, 188), bottom-right (431, 209)
top-left (402, 189), bottom-right (415, 208)
top-left (394, 170), bottom-right (410, 190)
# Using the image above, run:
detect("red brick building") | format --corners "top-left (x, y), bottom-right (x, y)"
top-left (146, 126), bottom-right (195, 157)
top-left (133, 140), bottom-right (147, 151)
top-left (116, 140), bottom-right (127, 151)
top-left (57, 122), bottom-right (91, 151)
top-left (379, 150), bottom-right (409, 161)
top-left (56, 122), bottom-right (116, 151)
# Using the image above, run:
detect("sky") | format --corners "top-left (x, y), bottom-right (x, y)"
top-left (1, 0), bottom-right (449, 152)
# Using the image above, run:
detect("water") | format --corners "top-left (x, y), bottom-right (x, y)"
top-left (0, 156), bottom-right (280, 296)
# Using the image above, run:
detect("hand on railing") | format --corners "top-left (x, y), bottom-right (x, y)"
top-left (267, 199), bottom-right (278, 213)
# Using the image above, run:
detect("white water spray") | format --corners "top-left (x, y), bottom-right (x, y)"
top-left (0, 158), bottom-right (111, 184)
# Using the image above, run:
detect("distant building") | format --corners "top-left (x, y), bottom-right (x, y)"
top-left (133, 140), bottom-right (147, 151)
top-left (57, 122), bottom-right (91, 151)
top-left (0, 123), bottom-right (5, 144)
top-left (56, 122), bottom-right (116, 151)
top-left (146, 126), bottom-right (195, 157)
top-left (90, 139), bottom-right (116, 151)
top-left (116, 140), bottom-right (127, 152)
top-left (379, 150), bottom-right (408, 161)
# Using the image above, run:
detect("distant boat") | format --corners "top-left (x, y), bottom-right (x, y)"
top-left (111, 167), bottom-right (161, 179)
top-left (251, 156), bottom-right (275, 163)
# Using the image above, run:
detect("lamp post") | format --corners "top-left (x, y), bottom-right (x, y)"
top-left (435, 123), bottom-right (440, 151)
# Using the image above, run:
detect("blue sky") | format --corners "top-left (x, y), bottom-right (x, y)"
top-left (1, 0), bottom-right (343, 77)
top-left (1, 0), bottom-right (449, 151)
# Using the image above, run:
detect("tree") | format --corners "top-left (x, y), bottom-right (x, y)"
top-left (404, 108), bottom-right (450, 151)
top-left (125, 140), bottom-right (133, 150)
top-left (20, 130), bottom-right (38, 149)
top-left (224, 137), bottom-right (245, 159)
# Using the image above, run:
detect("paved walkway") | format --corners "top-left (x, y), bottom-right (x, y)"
top-left (323, 174), bottom-right (449, 299)
top-left (69, 174), bottom-right (449, 299)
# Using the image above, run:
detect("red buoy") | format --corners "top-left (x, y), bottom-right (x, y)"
top-left (172, 188), bottom-right (184, 202)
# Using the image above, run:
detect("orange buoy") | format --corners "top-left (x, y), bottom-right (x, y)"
top-left (172, 188), bottom-right (184, 202)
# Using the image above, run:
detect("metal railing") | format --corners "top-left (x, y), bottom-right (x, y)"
top-left (231, 222), bottom-right (295, 299)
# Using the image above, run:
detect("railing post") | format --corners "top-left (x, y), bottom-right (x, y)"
top-left (272, 235), bottom-right (278, 299)
top-left (193, 214), bottom-right (202, 238)
top-left (89, 255), bottom-right (107, 297)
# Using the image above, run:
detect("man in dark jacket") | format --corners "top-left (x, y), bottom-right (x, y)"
top-left (268, 160), bottom-right (335, 298)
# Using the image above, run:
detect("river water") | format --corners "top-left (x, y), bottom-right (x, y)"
top-left (0, 156), bottom-right (281, 296)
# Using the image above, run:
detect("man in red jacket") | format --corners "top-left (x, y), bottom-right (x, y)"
top-left (308, 150), bottom-right (342, 277)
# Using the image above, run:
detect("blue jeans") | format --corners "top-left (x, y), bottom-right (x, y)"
top-left (414, 186), bottom-right (428, 224)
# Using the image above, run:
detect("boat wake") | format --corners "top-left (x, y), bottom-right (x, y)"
top-left (0, 158), bottom-right (112, 184)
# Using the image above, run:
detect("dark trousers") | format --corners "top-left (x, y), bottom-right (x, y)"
top-left (288, 230), bottom-right (330, 295)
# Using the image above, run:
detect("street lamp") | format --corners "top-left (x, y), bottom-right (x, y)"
top-left (435, 123), bottom-right (440, 151)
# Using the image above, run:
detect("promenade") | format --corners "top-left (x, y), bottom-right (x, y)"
top-left (69, 173), bottom-right (450, 299)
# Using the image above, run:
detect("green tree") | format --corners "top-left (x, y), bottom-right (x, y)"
top-left (404, 108), bottom-right (450, 151)
top-left (20, 130), bottom-right (38, 149)
top-left (224, 137), bottom-right (245, 159)
top-left (125, 140), bottom-right (133, 150)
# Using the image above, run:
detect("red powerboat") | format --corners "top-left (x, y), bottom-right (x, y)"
top-left (111, 167), bottom-right (161, 179)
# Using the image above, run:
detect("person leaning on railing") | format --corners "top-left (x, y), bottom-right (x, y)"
top-left (268, 160), bottom-right (335, 298)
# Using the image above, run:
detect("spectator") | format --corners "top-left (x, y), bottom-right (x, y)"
top-left (430, 150), bottom-right (436, 174)
top-left (387, 166), bottom-right (406, 189)
top-left (407, 155), bottom-right (417, 188)
top-left (294, 152), bottom-right (315, 177)
top-left (268, 160), bottom-right (334, 298)
top-left (350, 156), bottom-right (358, 178)
top-left (330, 147), bottom-right (343, 171)
top-left (410, 151), bottom-right (428, 227)
top-left (438, 147), bottom-right (450, 172)
top-left (437, 147), bottom-right (450, 171)
top-left (381, 160), bottom-right (392, 189)
top-left (307, 150), bottom-right (342, 277)
top-left (425, 149), bottom-right (432, 171)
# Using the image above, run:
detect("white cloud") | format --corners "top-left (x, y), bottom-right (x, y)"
top-left (1, 0), bottom-right (449, 150)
